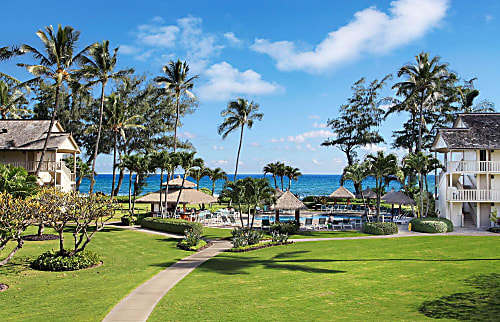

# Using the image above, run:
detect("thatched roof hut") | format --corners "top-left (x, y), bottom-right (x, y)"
top-left (271, 190), bottom-right (306, 210)
top-left (137, 188), bottom-right (217, 205)
top-left (329, 186), bottom-right (355, 199)
top-left (162, 175), bottom-right (196, 188)
top-left (382, 189), bottom-right (416, 205)
top-left (356, 188), bottom-right (377, 199)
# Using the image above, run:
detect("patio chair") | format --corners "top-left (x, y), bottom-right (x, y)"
top-left (229, 215), bottom-right (237, 226)
top-left (352, 218), bottom-right (362, 229)
top-left (317, 217), bottom-right (328, 230)
top-left (221, 215), bottom-right (229, 225)
top-left (304, 217), bottom-right (314, 230)
top-left (261, 219), bottom-right (271, 231)
top-left (331, 220), bottom-right (343, 230)
top-left (342, 218), bottom-right (353, 230)
top-left (321, 205), bottom-right (327, 212)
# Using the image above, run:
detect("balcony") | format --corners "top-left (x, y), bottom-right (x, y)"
top-left (448, 161), bottom-right (500, 173)
top-left (0, 161), bottom-right (75, 182)
top-left (447, 189), bottom-right (500, 202)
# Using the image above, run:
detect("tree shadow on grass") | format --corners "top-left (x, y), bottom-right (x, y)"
top-left (419, 273), bottom-right (500, 321)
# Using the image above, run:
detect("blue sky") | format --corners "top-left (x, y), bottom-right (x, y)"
top-left (1, 0), bottom-right (499, 174)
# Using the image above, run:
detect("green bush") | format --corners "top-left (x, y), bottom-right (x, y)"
top-left (141, 217), bottom-right (203, 235)
top-left (121, 215), bottom-right (136, 226)
top-left (113, 195), bottom-right (130, 203)
top-left (410, 217), bottom-right (453, 233)
top-left (177, 239), bottom-right (207, 251)
top-left (231, 228), bottom-right (263, 248)
top-left (199, 187), bottom-right (212, 195)
top-left (270, 220), bottom-right (299, 235)
top-left (183, 228), bottom-right (202, 248)
top-left (31, 250), bottom-right (101, 271)
top-left (488, 227), bottom-right (500, 233)
top-left (362, 222), bottom-right (398, 235)
top-left (271, 231), bottom-right (289, 243)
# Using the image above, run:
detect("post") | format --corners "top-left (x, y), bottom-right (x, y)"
top-left (275, 209), bottom-right (280, 222)
top-left (295, 209), bottom-right (300, 222)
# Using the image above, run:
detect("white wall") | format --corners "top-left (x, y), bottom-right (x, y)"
top-left (450, 203), bottom-right (462, 227)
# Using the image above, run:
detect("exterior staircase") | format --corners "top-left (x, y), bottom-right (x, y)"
top-left (463, 211), bottom-right (475, 228)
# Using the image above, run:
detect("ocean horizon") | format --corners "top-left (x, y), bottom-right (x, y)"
top-left (79, 174), bottom-right (436, 197)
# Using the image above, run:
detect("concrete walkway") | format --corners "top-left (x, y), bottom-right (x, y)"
top-left (103, 240), bottom-right (232, 322)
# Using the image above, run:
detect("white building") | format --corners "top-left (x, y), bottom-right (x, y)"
top-left (432, 113), bottom-right (500, 228)
top-left (0, 120), bottom-right (80, 191)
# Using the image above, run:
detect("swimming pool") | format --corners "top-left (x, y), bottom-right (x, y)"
top-left (255, 214), bottom-right (363, 221)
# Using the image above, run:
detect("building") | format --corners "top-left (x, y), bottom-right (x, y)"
top-left (0, 120), bottom-right (80, 191)
top-left (431, 113), bottom-right (500, 228)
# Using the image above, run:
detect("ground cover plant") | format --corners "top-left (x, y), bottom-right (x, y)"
top-left (0, 226), bottom-right (187, 321)
top-left (148, 236), bottom-right (500, 321)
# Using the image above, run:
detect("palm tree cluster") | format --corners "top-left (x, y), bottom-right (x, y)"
top-left (1, 24), bottom-right (200, 195)
top-left (263, 161), bottom-right (302, 191)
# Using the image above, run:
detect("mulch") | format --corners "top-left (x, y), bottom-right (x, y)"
top-left (23, 234), bottom-right (59, 241)
top-left (0, 283), bottom-right (8, 292)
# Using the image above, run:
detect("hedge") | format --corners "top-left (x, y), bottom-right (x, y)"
top-left (121, 215), bottom-right (136, 226)
top-left (141, 217), bottom-right (203, 235)
top-left (31, 250), bottom-right (101, 271)
top-left (362, 222), bottom-right (398, 235)
top-left (410, 217), bottom-right (453, 233)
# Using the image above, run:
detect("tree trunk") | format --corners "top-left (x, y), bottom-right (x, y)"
top-left (424, 174), bottom-right (430, 217)
top-left (211, 180), bottom-right (216, 195)
top-left (36, 83), bottom-right (61, 176)
top-left (280, 176), bottom-right (284, 191)
top-left (376, 178), bottom-right (381, 222)
top-left (173, 94), bottom-right (180, 153)
top-left (90, 81), bottom-right (107, 194)
top-left (76, 175), bottom-right (83, 191)
top-left (419, 173), bottom-right (424, 218)
top-left (0, 239), bottom-right (23, 266)
top-left (174, 173), bottom-right (186, 215)
top-left (58, 230), bottom-right (65, 255)
top-left (234, 126), bottom-right (244, 181)
top-left (111, 131), bottom-right (118, 197)
top-left (238, 202), bottom-right (244, 227)
top-left (132, 173), bottom-right (139, 214)
top-left (113, 167), bottom-right (124, 196)
top-left (159, 170), bottom-right (164, 214)
top-left (164, 173), bottom-right (170, 216)
top-left (417, 92), bottom-right (425, 153)
top-left (128, 172), bottom-right (132, 212)
top-left (273, 175), bottom-right (277, 189)
top-left (37, 224), bottom-right (44, 236)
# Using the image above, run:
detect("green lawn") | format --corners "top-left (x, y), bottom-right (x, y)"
top-left (0, 226), bottom-right (188, 321)
top-left (201, 227), bottom-right (367, 240)
top-left (149, 236), bottom-right (500, 321)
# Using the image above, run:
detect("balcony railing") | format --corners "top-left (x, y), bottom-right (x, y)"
top-left (448, 161), bottom-right (500, 173)
top-left (447, 189), bottom-right (500, 202)
top-left (0, 161), bottom-right (75, 182)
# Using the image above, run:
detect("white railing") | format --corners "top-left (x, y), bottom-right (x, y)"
top-left (447, 189), bottom-right (500, 202)
top-left (0, 161), bottom-right (75, 182)
top-left (448, 161), bottom-right (500, 173)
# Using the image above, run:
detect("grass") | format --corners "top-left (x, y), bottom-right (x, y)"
top-left (0, 226), bottom-right (188, 321)
top-left (201, 227), bottom-right (367, 240)
top-left (149, 235), bottom-right (500, 321)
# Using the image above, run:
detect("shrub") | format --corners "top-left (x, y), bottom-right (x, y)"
top-left (231, 227), bottom-right (263, 248)
top-left (141, 217), bottom-right (203, 236)
top-left (183, 228), bottom-right (202, 248)
top-left (270, 220), bottom-right (299, 235)
top-left (488, 227), bottom-right (500, 233)
top-left (410, 217), bottom-right (453, 233)
top-left (271, 231), bottom-right (289, 243)
top-left (31, 250), bottom-right (100, 271)
top-left (177, 239), bottom-right (207, 251)
top-left (362, 222), bottom-right (398, 235)
top-left (121, 216), bottom-right (136, 226)
top-left (199, 187), bottom-right (212, 195)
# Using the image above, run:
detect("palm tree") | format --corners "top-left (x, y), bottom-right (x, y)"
top-left (244, 177), bottom-right (275, 228)
top-left (149, 151), bottom-right (171, 214)
top-left (78, 40), bottom-right (133, 193)
top-left (366, 151), bottom-right (399, 221)
top-left (218, 98), bottom-right (263, 181)
top-left (221, 180), bottom-right (246, 227)
top-left (207, 167), bottom-right (227, 195)
top-left (263, 162), bottom-right (280, 188)
top-left (393, 52), bottom-right (450, 153)
top-left (154, 60), bottom-right (198, 153)
top-left (173, 152), bottom-right (203, 213)
top-left (284, 166), bottom-right (302, 190)
top-left (163, 152), bottom-right (180, 214)
top-left (18, 24), bottom-right (93, 176)
top-left (63, 156), bottom-right (92, 191)
top-left (343, 162), bottom-right (370, 211)
top-left (0, 164), bottom-right (38, 198)
top-left (189, 167), bottom-right (210, 190)
top-left (0, 80), bottom-right (30, 119)
top-left (276, 162), bottom-right (286, 191)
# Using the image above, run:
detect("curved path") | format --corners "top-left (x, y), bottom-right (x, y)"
top-left (103, 226), bottom-right (495, 321)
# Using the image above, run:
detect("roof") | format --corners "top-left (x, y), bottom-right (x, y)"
top-left (431, 113), bottom-right (500, 152)
top-left (382, 189), bottom-right (416, 205)
top-left (0, 120), bottom-right (80, 153)
top-left (270, 190), bottom-right (306, 210)
top-left (275, 187), bottom-right (284, 198)
top-left (162, 175), bottom-right (196, 188)
top-left (356, 188), bottom-right (377, 199)
top-left (136, 188), bottom-right (217, 204)
top-left (329, 186), bottom-right (355, 199)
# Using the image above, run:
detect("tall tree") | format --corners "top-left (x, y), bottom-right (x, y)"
top-left (322, 76), bottom-right (390, 182)
top-left (207, 167), bottom-right (227, 196)
top-left (189, 167), bottom-right (210, 190)
top-left (154, 60), bottom-right (198, 153)
top-left (342, 162), bottom-right (370, 211)
top-left (218, 98), bottom-right (263, 181)
top-left (173, 152), bottom-right (203, 213)
top-left (284, 165), bottom-right (302, 190)
top-left (263, 162), bottom-right (280, 189)
top-left (0, 79), bottom-right (30, 119)
top-left (78, 40), bottom-right (133, 193)
top-left (19, 24), bottom-right (93, 176)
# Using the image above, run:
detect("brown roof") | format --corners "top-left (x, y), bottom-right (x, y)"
top-left (431, 113), bottom-right (500, 151)
top-left (275, 187), bottom-right (284, 198)
top-left (356, 188), bottom-right (377, 199)
top-left (162, 175), bottom-right (196, 188)
top-left (270, 190), bottom-right (306, 210)
top-left (0, 120), bottom-right (80, 152)
top-left (329, 186), bottom-right (355, 199)
top-left (382, 189), bottom-right (416, 205)
top-left (136, 188), bottom-right (217, 204)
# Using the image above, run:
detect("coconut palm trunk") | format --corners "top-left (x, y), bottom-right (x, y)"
top-left (111, 130), bottom-right (118, 197)
top-left (174, 174), bottom-right (186, 214)
top-left (114, 168), bottom-right (124, 196)
top-left (173, 95), bottom-right (180, 153)
top-left (234, 125), bottom-right (244, 181)
top-left (90, 80), bottom-right (107, 194)
top-left (128, 172), bottom-right (132, 212)
top-left (164, 173), bottom-right (170, 215)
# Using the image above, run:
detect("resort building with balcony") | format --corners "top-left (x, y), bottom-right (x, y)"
top-left (0, 120), bottom-right (80, 191)
top-left (432, 113), bottom-right (500, 228)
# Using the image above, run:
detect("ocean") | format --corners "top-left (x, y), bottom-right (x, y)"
top-left (78, 174), bottom-right (436, 197)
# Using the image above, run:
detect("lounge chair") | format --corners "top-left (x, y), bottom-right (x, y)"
top-left (342, 218), bottom-right (353, 230)
top-left (317, 217), bottom-right (328, 230)
top-left (261, 219), bottom-right (271, 231)
top-left (331, 220), bottom-right (343, 230)
top-left (304, 217), bottom-right (314, 230)
top-left (352, 218), bottom-right (362, 229)
top-left (229, 215), bottom-right (237, 225)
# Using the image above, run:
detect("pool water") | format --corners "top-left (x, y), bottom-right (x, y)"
top-left (256, 214), bottom-right (363, 222)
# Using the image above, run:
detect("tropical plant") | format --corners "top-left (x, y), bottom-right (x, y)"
top-left (173, 152), bottom-right (203, 213)
top-left (0, 164), bottom-right (38, 198)
top-left (78, 40), bottom-right (133, 193)
top-left (189, 166), bottom-right (210, 190)
top-left (149, 151), bottom-right (171, 214)
top-left (221, 180), bottom-right (247, 227)
top-left (342, 162), bottom-right (370, 211)
top-left (263, 161), bottom-right (281, 188)
top-left (276, 162), bottom-right (286, 191)
top-left (119, 154), bottom-right (148, 213)
top-left (18, 24), bottom-right (93, 176)
top-left (284, 165), bottom-right (302, 190)
top-left (243, 177), bottom-right (275, 228)
top-left (154, 59), bottom-right (198, 152)
top-left (0, 79), bottom-right (30, 119)
top-left (218, 98), bottom-right (263, 181)
top-left (365, 151), bottom-right (399, 220)
top-left (207, 167), bottom-right (227, 195)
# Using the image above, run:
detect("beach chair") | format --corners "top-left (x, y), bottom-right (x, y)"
top-left (221, 215), bottom-right (229, 225)
top-left (304, 217), bottom-right (314, 230)
top-left (229, 215), bottom-right (237, 226)
top-left (331, 220), bottom-right (343, 230)
top-left (352, 218), bottom-right (362, 229)
top-left (261, 219), bottom-right (271, 231)
top-left (321, 205), bottom-right (327, 212)
top-left (317, 217), bottom-right (328, 230)
top-left (342, 218), bottom-right (353, 230)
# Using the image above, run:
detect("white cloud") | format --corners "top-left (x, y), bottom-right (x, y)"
top-left (136, 24), bottom-right (179, 47)
top-left (198, 61), bottom-right (282, 101)
top-left (119, 45), bottom-right (139, 55)
top-left (178, 131), bottom-right (198, 139)
top-left (313, 122), bottom-right (328, 128)
top-left (270, 138), bottom-right (285, 143)
top-left (152, 16), bottom-right (165, 24)
top-left (312, 158), bottom-right (320, 165)
top-left (210, 160), bottom-right (228, 166)
top-left (251, 0), bottom-right (448, 73)
top-left (308, 115), bottom-right (321, 119)
top-left (485, 14), bottom-right (494, 23)
top-left (249, 142), bottom-right (261, 147)
top-left (361, 144), bottom-right (387, 153)
top-left (134, 49), bottom-right (155, 61)
top-left (286, 130), bottom-right (334, 144)
top-left (224, 32), bottom-right (243, 46)
top-left (212, 145), bottom-right (224, 150)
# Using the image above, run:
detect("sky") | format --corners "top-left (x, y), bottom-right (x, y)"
top-left (1, 0), bottom-right (499, 174)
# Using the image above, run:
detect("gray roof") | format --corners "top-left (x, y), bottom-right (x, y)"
top-left (271, 190), bottom-right (306, 210)
top-left (382, 189), bottom-right (416, 205)
top-left (0, 120), bottom-right (76, 151)
top-left (329, 186), bottom-right (355, 199)
top-left (356, 188), bottom-right (377, 199)
top-left (432, 113), bottom-right (500, 151)
top-left (136, 188), bottom-right (218, 204)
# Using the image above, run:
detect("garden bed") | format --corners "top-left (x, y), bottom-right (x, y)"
top-left (22, 234), bottom-right (59, 241)
top-left (31, 250), bottom-right (102, 271)
top-left (227, 241), bottom-right (294, 252)
top-left (177, 240), bottom-right (211, 251)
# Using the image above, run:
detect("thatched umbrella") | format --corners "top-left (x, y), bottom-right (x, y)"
top-left (162, 175), bottom-right (196, 188)
top-left (270, 190), bottom-right (306, 222)
top-left (382, 188), bottom-right (416, 220)
top-left (329, 186), bottom-right (355, 205)
top-left (137, 188), bottom-right (217, 215)
top-left (356, 188), bottom-right (377, 199)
